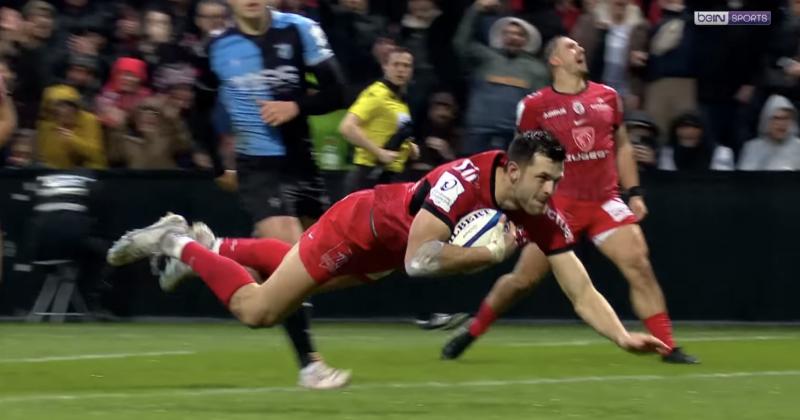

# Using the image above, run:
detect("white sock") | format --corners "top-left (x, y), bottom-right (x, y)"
top-left (165, 234), bottom-right (194, 259)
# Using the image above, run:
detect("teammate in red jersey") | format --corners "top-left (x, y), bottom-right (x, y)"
top-left (442, 36), bottom-right (698, 364)
top-left (107, 131), bottom-right (667, 371)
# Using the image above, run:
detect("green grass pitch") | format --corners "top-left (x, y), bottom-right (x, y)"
top-left (1, 322), bottom-right (798, 419)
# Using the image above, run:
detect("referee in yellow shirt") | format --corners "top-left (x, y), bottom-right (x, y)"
top-left (339, 47), bottom-right (419, 193)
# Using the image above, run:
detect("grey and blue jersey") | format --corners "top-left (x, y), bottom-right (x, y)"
top-left (201, 10), bottom-right (344, 168)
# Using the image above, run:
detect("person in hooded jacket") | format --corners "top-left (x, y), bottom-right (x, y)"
top-left (738, 94), bottom-right (800, 170)
top-left (37, 84), bottom-right (106, 169)
top-left (454, 0), bottom-right (548, 155)
top-left (94, 57), bottom-right (152, 130)
top-left (658, 110), bottom-right (734, 171)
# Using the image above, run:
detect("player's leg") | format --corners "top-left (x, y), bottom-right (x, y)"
top-left (594, 223), bottom-right (699, 364)
top-left (251, 167), bottom-right (349, 388)
top-left (442, 245), bottom-right (552, 359)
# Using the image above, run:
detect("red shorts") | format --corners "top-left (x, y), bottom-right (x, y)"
top-left (552, 195), bottom-right (637, 244)
top-left (298, 190), bottom-right (403, 284)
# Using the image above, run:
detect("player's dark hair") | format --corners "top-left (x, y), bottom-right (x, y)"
top-left (507, 130), bottom-right (566, 165)
top-left (543, 36), bottom-right (566, 70)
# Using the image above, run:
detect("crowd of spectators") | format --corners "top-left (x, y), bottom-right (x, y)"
top-left (1, 0), bottom-right (799, 190)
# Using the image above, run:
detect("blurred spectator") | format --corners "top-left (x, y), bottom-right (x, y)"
top-left (0, 7), bottom-right (23, 58)
top-left (193, 0), bottom-right (229, 46)
top-left (738, 94), bottom-right (800, 170)
top-left (138, 4), bottom-right (193, 77)
top-left (60, 54), bottom-right (101, 107)
top-left (399, 0), bottom-right (442, 119)
top-left (572, 0), bottom-right (648, 109)
top-left (516, 0), bottom-right (568, 44)
top-left (53, 0), bottom-right (110, 50)
top-left (318, 0), bottom-right (389, 102)
top-left (695, 0), bottom-right (771, 156)
top-left (5, 128), bottom-right (36, 168)
top-left (624, 110), bottom-right (660, 171)
top-left (152, 63), bottom-right (197, 168)
top-left (556, 0), bottom-right (582, 33)
top-left (37, 84), bottom-right (106, 169)
top-left (659, 110), bottom-right (734, 171)
top-left (4, 1), bottom-right (56, 129)
top-left (95, 57), bottom-right (152, 129)
top-left (339, 48), bottom-right (419, 192)
top-left (407, 91), bottom-right (461, 178)
top-left (1, 74), bottom-right (17, 155)
top-left (761, 0), bottom-right (800, 107)
top-left (110, 4), bottom-right (142, 60)
top-left (107, 97), bottom-right (193, 169)
top-left (642, 0), bottom-right (697, 144)
top-left (454, 0), bottom-right (547, 154)
top-left (166, 0), bottom-right (194, 38)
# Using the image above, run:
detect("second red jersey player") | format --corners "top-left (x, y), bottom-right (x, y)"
top-left (444, 36), bottom-right (698, 364)
top-left (516, 81), bottom-right (638, 239)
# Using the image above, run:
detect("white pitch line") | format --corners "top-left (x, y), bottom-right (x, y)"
top-left (1, 370), bottom-right (799, 405)
top-left (0, 350), bottom-right (196, 364)
top-left (504, 335), bottom-right (800, 347)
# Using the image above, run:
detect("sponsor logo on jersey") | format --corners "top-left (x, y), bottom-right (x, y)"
top-left (565, 150), bottom-right (610, 162)
top-left (544, 205), bottom-right (575, 243)
top-left (430, 172), bottom-right (465, 212)
top-left (590, 103), bottom-right (611, 111)
top-left (274, 43), bottom-right (294, 60)
top-left (572, 126), bottom-right (595, 151)
top-left (319, 242), bottom-right (354, 273)
top-left (572, 101), bottom-right (585, 115)
top-left (601, 198), bottom-right (634, 222)
top-left (543, 107), bottom-right (567, 119)
top-left (229, 66), bottom-right (301, 91)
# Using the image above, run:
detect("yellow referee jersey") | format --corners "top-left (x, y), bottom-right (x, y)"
top-left (348, 80), bottom-right (413, 173)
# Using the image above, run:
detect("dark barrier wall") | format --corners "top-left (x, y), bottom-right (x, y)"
top-left (1, 169), bottom-right (799, 321)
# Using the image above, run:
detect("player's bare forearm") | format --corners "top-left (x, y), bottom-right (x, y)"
top-left (405, 240), bottom-right (496, 277)
top-left (549, 252), bottom-right (630, 346)
top-left (615, 126), bottom-right (640, 190)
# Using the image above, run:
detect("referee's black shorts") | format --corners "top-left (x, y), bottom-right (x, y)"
top-left (236, 155), bottom-right (330, 224)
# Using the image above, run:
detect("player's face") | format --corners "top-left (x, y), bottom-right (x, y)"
top-left (383, 52), bottom-right (414, 87)
top-left (551, 37), bottom-right (587, 76)
top-left (228, 0), bottom-right (269, 19)
top-left (511, 154), bottom-right (564, 215)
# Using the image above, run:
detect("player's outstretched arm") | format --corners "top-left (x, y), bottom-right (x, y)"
top-left (548, 251), bottom-right (669, 354)
top-left (404, 209), bottom-right (518, 277)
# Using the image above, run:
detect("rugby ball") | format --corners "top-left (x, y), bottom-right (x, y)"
top-left (449, 208), bottom-right (505, 247)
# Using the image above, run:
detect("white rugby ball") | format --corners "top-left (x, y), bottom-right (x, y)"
top-left (449, 208), bottom-right (505, 247)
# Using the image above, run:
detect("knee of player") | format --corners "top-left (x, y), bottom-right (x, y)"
top-left (240, 310), bottom-right (277, 329)
top-left (620, 248), bottom-right (652, 274)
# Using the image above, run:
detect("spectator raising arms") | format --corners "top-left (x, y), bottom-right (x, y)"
top-left (454, 0), bottom-right (548, 155)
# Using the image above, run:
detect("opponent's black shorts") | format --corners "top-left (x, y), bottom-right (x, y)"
top-left (236, 155), bottom-right (330, 223)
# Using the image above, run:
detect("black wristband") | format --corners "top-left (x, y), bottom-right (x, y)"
top-left (627, 186), bottom-right (645, 198)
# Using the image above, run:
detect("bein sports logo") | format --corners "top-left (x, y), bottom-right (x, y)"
top-left (694, 11), bottom-right (771, 26)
